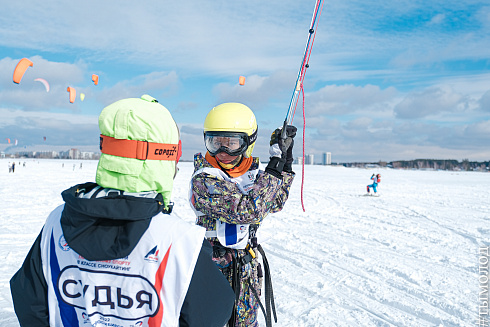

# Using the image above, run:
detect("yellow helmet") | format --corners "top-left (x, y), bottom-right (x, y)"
top-left (203, 103), bottom-right (258, 158)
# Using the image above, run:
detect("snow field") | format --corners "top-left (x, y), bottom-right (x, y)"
top-left (1, 159), bottom-right (488, 326)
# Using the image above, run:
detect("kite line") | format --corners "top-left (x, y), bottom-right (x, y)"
top-left (281, 0), bottom-right (324, 212)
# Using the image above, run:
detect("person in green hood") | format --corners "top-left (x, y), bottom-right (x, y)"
top-left (10, 95), bottom-right (234, 327)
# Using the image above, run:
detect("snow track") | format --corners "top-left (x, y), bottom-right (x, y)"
top-left (1, 160), bottom-right (487, 326)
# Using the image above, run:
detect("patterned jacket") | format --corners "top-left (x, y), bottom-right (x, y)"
top-left (189, 153), bottom-right (294, 232)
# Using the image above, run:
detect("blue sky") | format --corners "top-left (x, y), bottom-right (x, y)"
top-left (1, 0), bottom-right (489, 163)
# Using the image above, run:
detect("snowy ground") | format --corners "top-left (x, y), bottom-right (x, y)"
top-left (1, 158), bottom-right (488, 326)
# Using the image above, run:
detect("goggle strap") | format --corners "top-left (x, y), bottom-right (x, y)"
top-left (249, 128), bottom-right (258, 144)
top-left (100, 134), bottom-right (181, 161)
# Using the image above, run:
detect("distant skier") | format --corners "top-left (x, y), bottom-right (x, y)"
top-left (11, 162), bottom-right (15, 173)
top-left (367, 173), bottom-right (381, 194)
top-left (8, 162), bottom-right (12, 173)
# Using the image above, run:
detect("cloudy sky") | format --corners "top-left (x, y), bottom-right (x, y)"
top-left (1, 0), bottom-right (489, 163)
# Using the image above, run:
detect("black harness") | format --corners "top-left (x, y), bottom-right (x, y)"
top-left (216, 225), bottom-right (277, 327)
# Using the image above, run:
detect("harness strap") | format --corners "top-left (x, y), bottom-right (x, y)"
top-left (257, 244), bottom-right (277, 325)
top-left (100, 134), bottom-right (182, 161)
top-left (228, 251), bottom-right (240, 327)
top-left (248, 278), bottom-right (269, 326)
top-left (236, 244), bottom-right (277, 327)
top-left (216, 227), bottom-right (277, 327)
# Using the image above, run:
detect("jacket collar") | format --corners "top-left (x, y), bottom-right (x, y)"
top-left (205, 152), bottom-right (253, 178)
top-left (60, 182), bottom-right (165, 261)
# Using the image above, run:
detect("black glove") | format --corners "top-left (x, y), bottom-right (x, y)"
top-left (268, 125), bottom-right (297, 173)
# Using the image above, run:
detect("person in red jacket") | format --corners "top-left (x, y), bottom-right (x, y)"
top-left (367, 173), bottom-right (381, 194)
top-left (10, 95), bottom-right (234, 327)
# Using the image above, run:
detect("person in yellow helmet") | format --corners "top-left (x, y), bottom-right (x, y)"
top-left (188, 103), bottom-right (296, 327)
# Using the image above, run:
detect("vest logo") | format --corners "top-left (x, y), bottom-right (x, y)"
top-left (154, 147), bottom-right (177, 158)
top-left (59, 235), bottom-right (70, 251)
top-left (144, 246), bottom-right (159, 263)
top-left (58, 266), bottom-right (160, 320)
top-left (81, 312), bottom-right (90, 323)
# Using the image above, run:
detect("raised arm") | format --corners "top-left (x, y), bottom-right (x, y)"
top-left (191, 170), bottom-right (294, 225)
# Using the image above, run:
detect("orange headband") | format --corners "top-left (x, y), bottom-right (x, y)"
top-left (100, 134), bottom-right (182, 162)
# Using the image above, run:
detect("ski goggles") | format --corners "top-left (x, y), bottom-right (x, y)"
top-left (204, 132), bottom-right (250, 156)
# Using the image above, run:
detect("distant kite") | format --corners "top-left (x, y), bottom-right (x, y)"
top-left (43, 136), bottom-right (46, 141)
top-left (67, 87), bottom-right (76, 103)
top-left (239, 76), bottom-right (246, 86)
top-left (13, 58), bottom-right (33, 84)
top-left (34, 78), bottom-right (50, 92)
top-left (80, 93), bottom-right (85, 101)
top-left (6, 138), bottom-right (10, 144)
top-left (14, 139), bottom-right (18, 146)
top-left (92, 74), bottom-right (99, 86)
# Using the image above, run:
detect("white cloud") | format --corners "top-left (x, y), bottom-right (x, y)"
top-left (394, 87), bottom-right (469, 119)
top-left (478, 90), bottom-right (490, 112)
top-left (0, 108), bottom-right (99, 149)
top-left (475, 6), bottom-right (490, 27)
top-left (94, 71), bottom-right (180, 107)
top-left (0, 1), bottom-right (310, 76)
top-left (213, 72), bottom-right (294, 110)
top-left (0, 108), bottom-right (97, 127)
top-left (304, 118), bottom-right (490, 162)
top-left (1, 0), bottom-right (490, 162)
top-left (307, 84), bottom-right (398, 116)
top-left (428, 13), bottom-right (446, 25)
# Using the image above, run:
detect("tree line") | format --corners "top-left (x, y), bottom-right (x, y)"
top-left (343, 159), bottom-right (490, 171)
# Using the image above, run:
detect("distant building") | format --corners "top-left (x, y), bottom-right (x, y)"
top-left (69, 148), bottom-right (80, 159)
top-left (39, 151), bottom-right (58, 158)
top-left (295, 157), bottom-right (303, 165)
top-left (59, 150), bottom-right (70, 159)
top-left (322, 152), bottom-right (331, 165)
top-left (80, 151), bottom-right (99, 160)
top-left (305, 154), bottom-right (314, 165)
top-left (15, 151), bottom-right (58, 158)
top-left (0, 151), bottom-right (4, 158)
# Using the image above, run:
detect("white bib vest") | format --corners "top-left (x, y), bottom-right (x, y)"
top-left (40, 204), bottom-right (205, 327)
top-left (189, 164), bottom-right (263, 249)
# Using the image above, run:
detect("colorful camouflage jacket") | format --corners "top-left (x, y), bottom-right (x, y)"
top-left (189, 153), bottom-right (294, 231)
